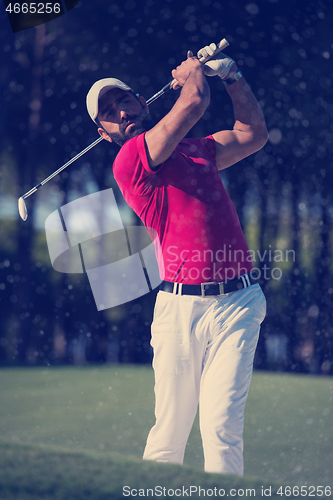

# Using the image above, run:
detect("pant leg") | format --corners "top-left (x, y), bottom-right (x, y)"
top-left (143, 291), bottom-right (209, 464)
top-left (199, 285), bottom-right (266, 476)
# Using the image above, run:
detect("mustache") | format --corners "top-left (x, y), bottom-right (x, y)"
top-left (119, 114), bottom-right (140, 133)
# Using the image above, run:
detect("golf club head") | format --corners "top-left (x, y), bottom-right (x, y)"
top-left (18, 197), bottom-right (28, 221)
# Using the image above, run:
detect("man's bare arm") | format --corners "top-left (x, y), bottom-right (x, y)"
top-left (144, 57), bottom-right (210, 169)
top-left (212, 72), bottom-right (268, 171)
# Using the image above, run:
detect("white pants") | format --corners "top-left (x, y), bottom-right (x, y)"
top-left (143, 284), bottom-right (266, 476)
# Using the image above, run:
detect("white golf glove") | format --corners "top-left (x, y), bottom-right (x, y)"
top-left (197, 43), bottom-right (235, 80)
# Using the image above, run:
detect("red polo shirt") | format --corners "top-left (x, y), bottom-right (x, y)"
top-left (113, 133), bottom-right (252, 284)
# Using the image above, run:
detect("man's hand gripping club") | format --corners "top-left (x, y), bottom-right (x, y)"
top-left (171, 42), bottom-right (238, 90)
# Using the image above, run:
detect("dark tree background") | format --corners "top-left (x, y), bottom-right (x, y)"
top-left (0, 0), bottom-right (332, 374)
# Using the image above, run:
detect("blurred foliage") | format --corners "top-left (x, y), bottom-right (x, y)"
top-left (0, 0), bottom-right (332, 374)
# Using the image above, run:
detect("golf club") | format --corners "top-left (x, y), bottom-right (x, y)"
top-left (18, 38), bottom-right (229, 221)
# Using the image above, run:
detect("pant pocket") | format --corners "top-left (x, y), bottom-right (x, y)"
top-left (151, 337), bottom-right (192, 376)
top-left (151, 292), bottom-right (192, 376)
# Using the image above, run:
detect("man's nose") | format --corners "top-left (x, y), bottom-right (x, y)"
top-left (120, 109), bottom-right (129, 121)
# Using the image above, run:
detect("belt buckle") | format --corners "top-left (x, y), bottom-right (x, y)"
top-left (201, 281), bottom-right (217, 297)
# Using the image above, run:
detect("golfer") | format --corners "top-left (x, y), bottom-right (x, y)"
top-left (86, 44), bottom-right (268, 477)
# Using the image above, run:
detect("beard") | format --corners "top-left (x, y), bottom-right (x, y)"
top-left (105, 109), bottom-right (155, 147)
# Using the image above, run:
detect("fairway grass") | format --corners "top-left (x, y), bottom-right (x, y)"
top-left (0, 366), bottom-right (332, 498)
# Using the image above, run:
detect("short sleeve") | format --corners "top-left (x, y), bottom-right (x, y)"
top-left (113, 133), bottom-right (160, 198)
top-left (201, 135), bottom-right (217, 162)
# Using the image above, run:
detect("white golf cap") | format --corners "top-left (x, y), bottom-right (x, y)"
top-left (86, 78), bottom-right (133, 123)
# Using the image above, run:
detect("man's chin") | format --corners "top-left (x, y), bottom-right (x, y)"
top-left (109, 115), bottom-right (154, 147)
top-left (126, 126), bottom-right (146, 140)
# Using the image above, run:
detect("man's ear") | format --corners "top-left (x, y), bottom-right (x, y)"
top-left (98, 127), bottom-right (112, 143)
top-left (139, 96), bottom-right (149, 112)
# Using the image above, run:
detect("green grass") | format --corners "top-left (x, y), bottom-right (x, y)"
top-left (0, 438), bottom-right (300, 500)
top-left (0, 366), bottom-right (332, 499)
top-left (0, 366), bottom-right (154, 457)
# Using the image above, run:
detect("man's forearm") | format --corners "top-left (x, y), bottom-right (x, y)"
top-left (211, 70), bottom-right (268, 170)
top-left (175, 60), bottom-right (211, 115)
top-left (144, 58), bottom-right (211, 168)
top-left (226, 73), bottom-right (268, 142)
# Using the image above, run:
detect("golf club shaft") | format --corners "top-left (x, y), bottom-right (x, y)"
top-left (20, 37), bottom-right (230, 203)
top-left (22, 136), bottom-right (104, 200)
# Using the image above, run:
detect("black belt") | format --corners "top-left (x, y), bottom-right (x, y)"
top-left (160, 273), bottom-right (258, 297)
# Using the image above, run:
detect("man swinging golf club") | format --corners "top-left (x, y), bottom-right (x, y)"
top-left (86, 43), bottom-right (268, 476)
